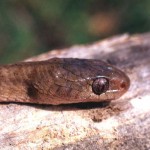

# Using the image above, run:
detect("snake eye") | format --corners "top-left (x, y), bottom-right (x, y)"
top-left (92, 78), bottom-right (109, 95)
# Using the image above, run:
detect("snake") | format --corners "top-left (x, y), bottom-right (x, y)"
top-left (0, 58), bottom-right (130, 105)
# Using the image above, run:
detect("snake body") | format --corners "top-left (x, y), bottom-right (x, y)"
top-left (0, 58), bottom-right (130, 105)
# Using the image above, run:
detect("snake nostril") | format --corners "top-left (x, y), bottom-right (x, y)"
top-left (120, 81), bottom-right (126, 89)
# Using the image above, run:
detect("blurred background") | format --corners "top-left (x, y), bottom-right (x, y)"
top-left (0, 0), bottom-right (149, 64)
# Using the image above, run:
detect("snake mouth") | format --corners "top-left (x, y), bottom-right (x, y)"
top-left (106, 89), bottom-right (119, 93)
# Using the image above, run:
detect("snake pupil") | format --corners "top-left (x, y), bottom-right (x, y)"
top-left (92, 78), bottom-right (109, 95)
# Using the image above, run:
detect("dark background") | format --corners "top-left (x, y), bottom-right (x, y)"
top-left (0, 0), bottom-right (149, 64)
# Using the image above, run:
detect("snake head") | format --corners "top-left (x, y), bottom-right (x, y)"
top-left (49, 58), bottom-right (130, 104)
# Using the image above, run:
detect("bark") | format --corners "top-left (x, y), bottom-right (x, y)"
top-left (0, 33), bottom-right (150, 150)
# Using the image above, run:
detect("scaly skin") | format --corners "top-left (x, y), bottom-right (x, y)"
top-left (0, 58), bottom-right (130, 105)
